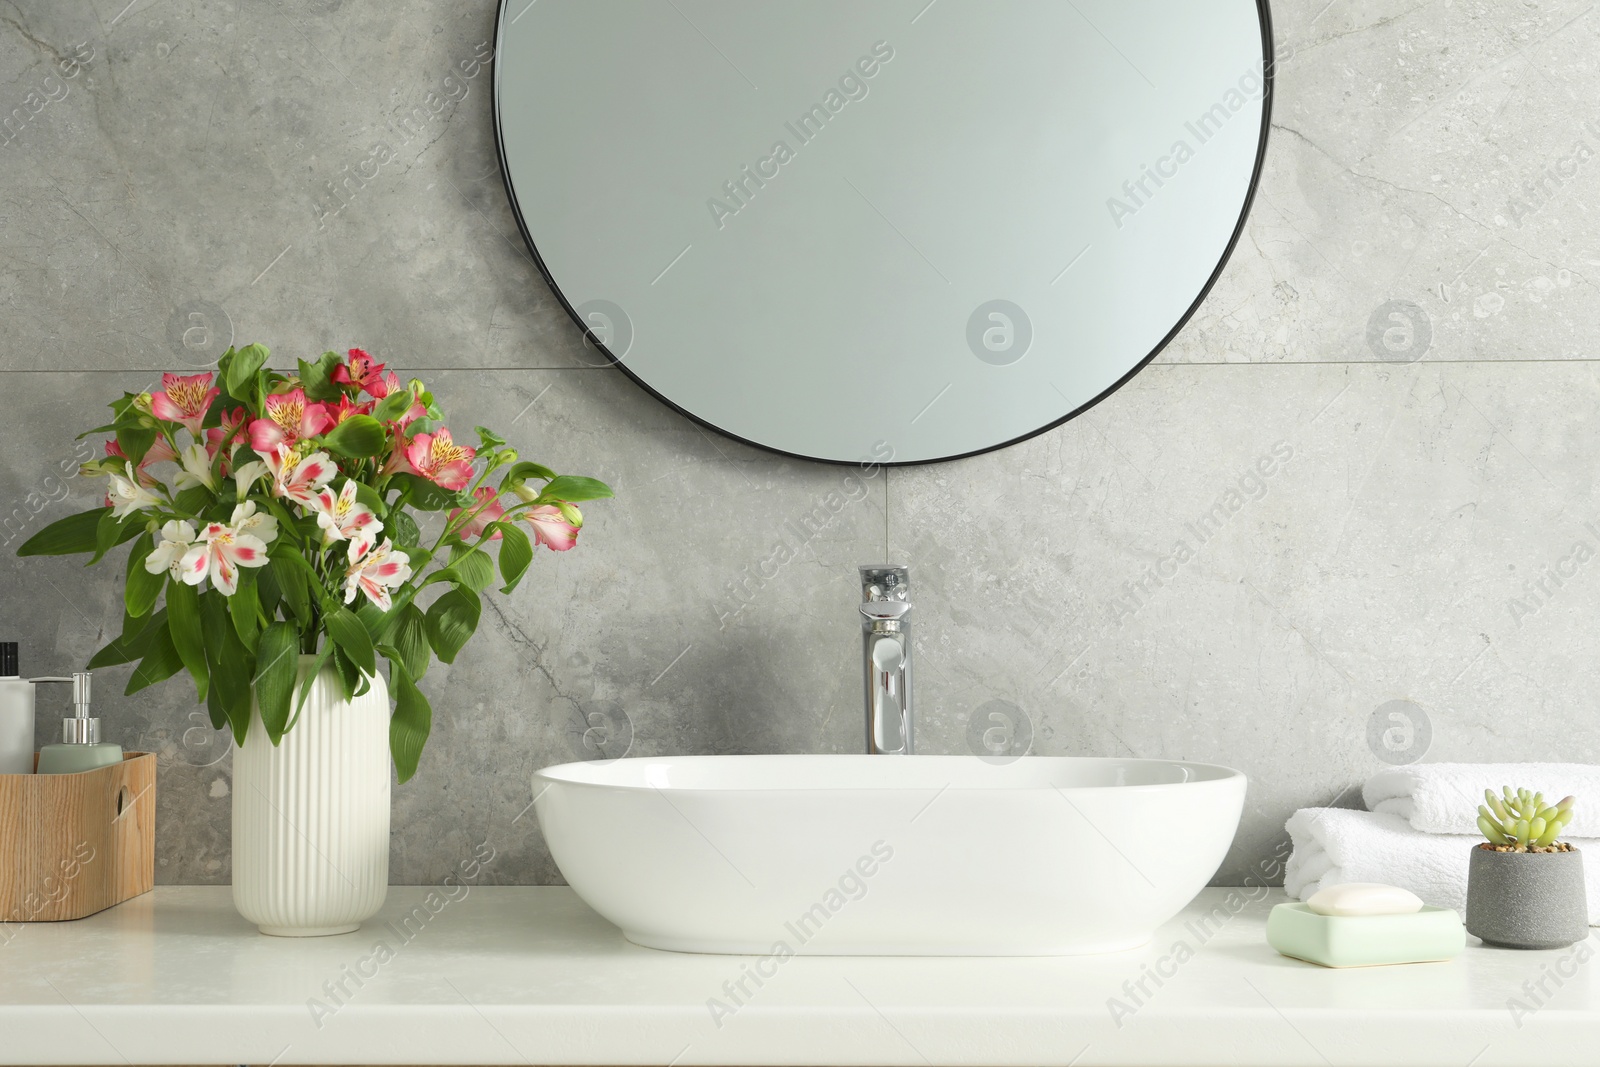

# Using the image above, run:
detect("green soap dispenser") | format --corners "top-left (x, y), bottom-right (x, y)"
top-left (34, 672), bottom-right (122, 774)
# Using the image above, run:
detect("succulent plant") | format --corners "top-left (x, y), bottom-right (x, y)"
top-left (1477, 787), bottom-right (1576, 850)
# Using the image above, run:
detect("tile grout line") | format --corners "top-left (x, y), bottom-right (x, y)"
top-left (14, 358), bottom-right (1600, 376)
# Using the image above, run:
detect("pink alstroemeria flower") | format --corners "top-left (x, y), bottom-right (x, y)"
top-left (373, 371), bottom-right (403, 399)
top-left (260, 444), bottom-right (336, 507)
top-left (150, 372), bottom-right (220, 436)
top-left (312, 479), bottom-right (382, 549)
top-left (343, 537), bottom-right (412, 612)
top-left (206, 406), bottom-right (247, 472)
top-left (181, 521), bottom-right (270, 596)
top-left (327, 395), bottom-right (374, 426)
top-left (449, 487), bottom-right (505, 541)
top-left (331, 348), bottom-right (395, 398)
top-left (397, 391), bottom-right (426, 426)
top-left (105, 438), bottom-right (175, 487)
top-left (405, 427), bottom-right (475, 491)
top-left (525, 504), bottom-right (580, 552)
top-left (377, 404), bottom-right (430, 478)
top-left (249, 388), bottom-right (333, 452)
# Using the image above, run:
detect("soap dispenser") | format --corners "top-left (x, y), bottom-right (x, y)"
top-left (34, 672), bottom-right (122, 774)
top-left (0, 642), bottom-right (33, 774)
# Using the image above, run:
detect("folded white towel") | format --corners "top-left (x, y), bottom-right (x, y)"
top-left (1363, 763), bottom-right (1600, 837)
top-left (1284, 807), bottom-right (1600, 924)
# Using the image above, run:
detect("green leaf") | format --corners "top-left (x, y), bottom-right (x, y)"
top-left (371, 388), bottom-right (414, 424)
top-left (358, 583), bottom-right (425, 652)
top-left (354, 602), bottom-right (386, 642)
top-left (330, 641), bottom-right (361, 702)
top-left (299, 351), bottom-right (343, 402)
top-left (494, 522), bottom-right (533, 593)
top-left (199, 393), bottom-right (232, 431)
top-left (256, 559), bottom-right (283, 619)
top-left (425, 587), bottom-right (480, 664)
top-left (90, 608), bottom-right (164, 670)
top-left (229, 568), bottom-right (260, 652)
top-left (270, 552), bottom-right (312, 626)
top-left (226, 342), bottom-right (269, 395)
top-left (253, 622), bottom-right (299, 745)
top-left (388, 509), bottom-right (421, 548)
top-left (206, 610), bottom-right (253, 744)
top-left (90, 508), bottom-right (127, 566)
top-left (475, 425), bottom-right (506, 450)
top-left (385, 603), bottom-right (430, 681)
top-left (17, 508), bottom-right (108, 557)
top-left (323, 414), bottom-right (385, 458)
top-left (205, 684), bottom-right (227, 732)
top-left (503, 460), bottom-right (556, 486)
top-left (389, 663), bottom-right (433, 784)
top-left (351, 479), bottom-right (388, 519)
top-left (125, 616), bottom-right (183, 695)
top-left (173, 486), bottom-right (213, 517)
top-left (165, 577), bottom-right (209, 702)
top-left (444, 545), bottom-right (494, 593)
top-left (123, 532), bottom-right (164, 618)
top-left (258, 495), bottom-right (302, 541)
top-left (114, 423), bottom-right (157, 466)
top-left (537, 475), bottom-right (613, 503)
top-left (323, 603), bottom-right (375, 676)
top-left (392, 472), bottom-right (465, 511)
top-left (199, 586), bottom-right (229, 645)
top-left (274, 542), bottom-right (321, 582)
top-left (289, 647), bottom-right (332, 733)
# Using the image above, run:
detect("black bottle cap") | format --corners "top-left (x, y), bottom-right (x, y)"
top-left (0, 643), bottom-right (15, 677)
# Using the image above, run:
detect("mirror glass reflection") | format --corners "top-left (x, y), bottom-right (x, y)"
top-left (496, 0), bottom-right (1270, 463)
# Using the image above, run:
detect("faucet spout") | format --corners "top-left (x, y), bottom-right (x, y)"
top-left (860, 565), bottom-right (913, 755)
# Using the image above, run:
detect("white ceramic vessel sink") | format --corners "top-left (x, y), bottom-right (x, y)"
top-left (533, 755), bottom-right (1245, 956)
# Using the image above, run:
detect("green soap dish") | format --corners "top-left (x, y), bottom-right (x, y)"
top-left (1267, 902), bottom-right (1465, 968)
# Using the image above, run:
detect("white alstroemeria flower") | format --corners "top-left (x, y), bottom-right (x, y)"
top-left (343, 537), bottom-right (411, 611)
top-left (171, 443), bottom-right (217, 492)
top-left (106, 462), bottom-right (160, 519)
top-left (180, 521), bottom-right (270, 596)
top-left (232, 459), bottom-right (269, 501)
top-left (311, 480), bottom-right (381, 549)
top-left (229, 500), bottom-right (278, 546)
top-left (143, 520), bottom-right (206, 584)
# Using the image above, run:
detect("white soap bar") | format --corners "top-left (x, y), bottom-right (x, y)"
top-left (1307, 882), bottom-right (1424, 917)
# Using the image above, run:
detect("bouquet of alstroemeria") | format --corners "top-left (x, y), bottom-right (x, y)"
top-left (18, 344), bottom-right (609, 781)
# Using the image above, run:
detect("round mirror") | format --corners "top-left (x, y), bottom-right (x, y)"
top-left (495, 1), bottom-right (1271, 464)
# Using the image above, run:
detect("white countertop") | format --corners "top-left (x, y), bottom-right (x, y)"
top-left (0, 885), bottom-right (1595, 1066)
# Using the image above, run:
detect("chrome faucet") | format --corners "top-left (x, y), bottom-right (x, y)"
top-left (860, 565), bottom-right (912, 754)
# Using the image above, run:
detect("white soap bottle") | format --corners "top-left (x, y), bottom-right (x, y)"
top-left (0, 642), bottom-right (35, 774)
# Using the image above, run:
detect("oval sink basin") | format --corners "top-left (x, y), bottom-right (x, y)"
top-left (532, 755), bottom-right (1245, 955)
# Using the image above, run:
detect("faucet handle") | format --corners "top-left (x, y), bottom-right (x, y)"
top-left (859, 564), bottom-right (910, 602)
top-left (860, 600), bottom-right (910, 623)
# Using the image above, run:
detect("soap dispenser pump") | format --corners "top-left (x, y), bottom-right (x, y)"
top-left (34, 672), bottom-right (122, 774)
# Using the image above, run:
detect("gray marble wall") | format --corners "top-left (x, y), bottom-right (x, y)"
top-left (1, 0), bottom-right (1596, 887)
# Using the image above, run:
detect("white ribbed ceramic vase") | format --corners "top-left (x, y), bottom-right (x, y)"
top-left (232, 656), bottom-right (390, 936)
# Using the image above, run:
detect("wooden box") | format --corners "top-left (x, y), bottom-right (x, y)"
top-left (0, 752), bottom-right (155, 923)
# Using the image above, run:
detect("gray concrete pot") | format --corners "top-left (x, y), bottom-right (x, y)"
top-left (1464, 845), bottom-right (1587, 949)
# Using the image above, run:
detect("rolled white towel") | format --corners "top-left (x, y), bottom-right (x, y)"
top-left (1363, 763), bottom-right (1600, 837)
top-left (1284, 807), bottom-right (1600, 925)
